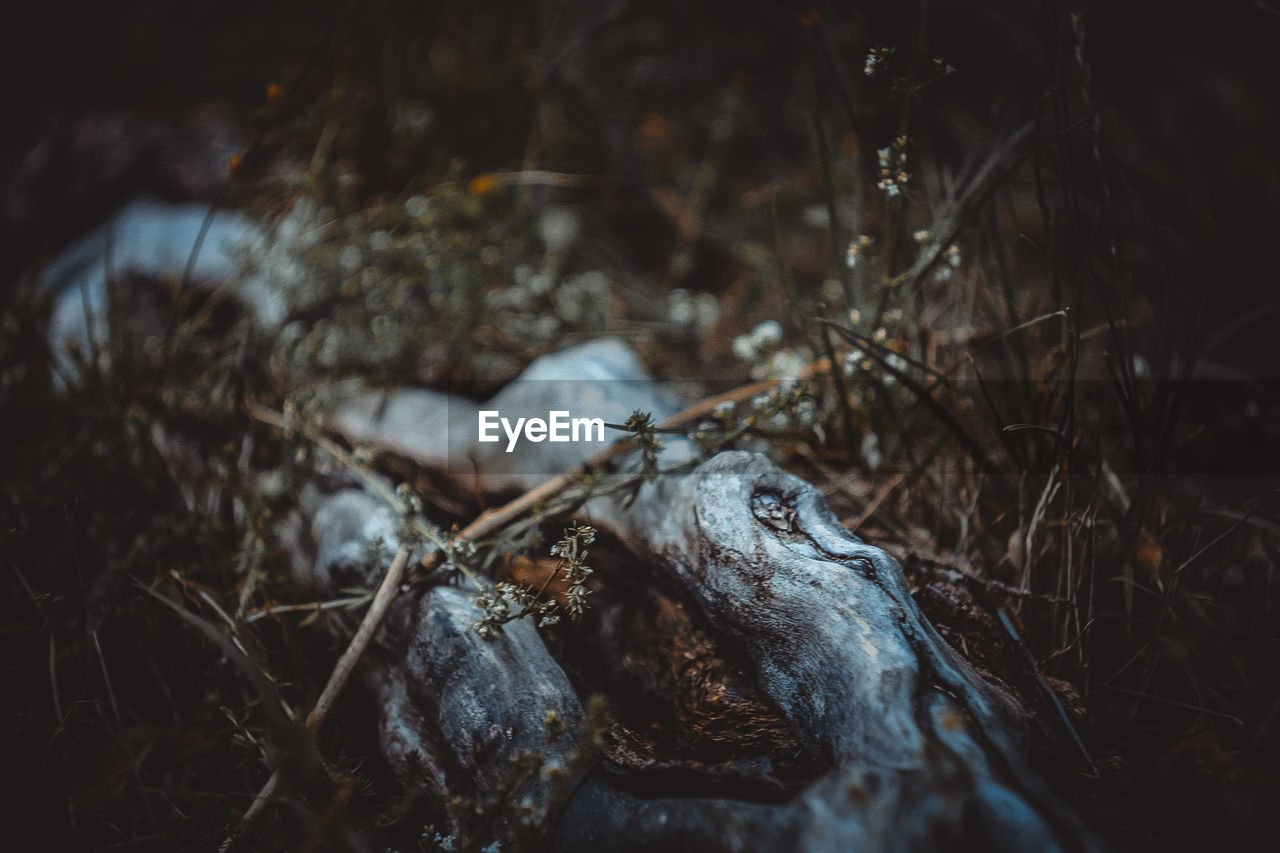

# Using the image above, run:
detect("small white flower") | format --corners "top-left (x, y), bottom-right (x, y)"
top-left (934, 245), bottom-right (961, 282)
top-left (276, 217), bottom-right (300, 244)
top-left (802, 205), bottom-right (831, 229)
top-left (534, 315), bottom-right (558, 338)
top-left (512, 263), bottom-right (535, 288)
top-left (369, 230), bottom-right (392, 253)
top-left (408, 234), bottom-right (431, 261)
top-left (845, 235), bottom-right (872, 268)
top-left (694, 293), bottom-right (719, 330)
top-left (528, 272), bottom-right (552, 294)
top-left (539, 207), bottom-right (580, 254)
top-left (753, 320), bottom-right (783, 347)
top-left (931, 57), bottom-right (957, 77)
top-left (404, 194), bottom-right (430, 219)
top-left (861, 431), bottom-right (883, 471)
top-left (732, 334), bottom-right (758, 361)
top-left (913, 229), bottom-right (932, 243)
top-left (668, 289), bottom-right (694, 324)
top-left (578, 269), bottom-right (610, 296)
top-left (875, 138), bottom-right (910, 195)
top-left (864, 46), bottom-right (893, 77)
top-left (339, 244), bottom-right (363, 273)
top-left (842, 349), bottom-right (864, 376)
top-left (291, 195), bottom-right (318, 224)
top-left (769, 349), bottom-right (807, 381)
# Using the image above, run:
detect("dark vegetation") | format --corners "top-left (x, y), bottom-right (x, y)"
top-left (2, 0), bottom-right (1279, 849)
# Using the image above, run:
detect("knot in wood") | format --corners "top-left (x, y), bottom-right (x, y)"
top-left (750, 491), bottom-right (798, 533)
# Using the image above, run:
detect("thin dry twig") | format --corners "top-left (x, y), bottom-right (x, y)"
top-left (92, 630), bottom-right (121, 728)
top-left (889, 545), bottom-right (1074, 604)
top-left (49, 634), bottom-right (64, 727)
top-left (998, 610), bottom-right (1098, 775)
top-left (305, 544), bottom-right (411, 728)
top-left (476, 169), bottom-right (610, 189)
top-left (1170, 505), bottom-right (1258, 584)
top-left (245, 594), bottom-right (374, 624)
top-left (849, 473), bottom-right (908, 534)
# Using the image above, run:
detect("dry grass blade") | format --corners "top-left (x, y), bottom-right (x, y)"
top-left (222, 544), bottom-right (412, 849)
top-left (998, 610), bottom-right (1097, 775)
top-left (139, 583), bottom-right (292, 734)
top-left (825, 320), bottom-right (998, 474)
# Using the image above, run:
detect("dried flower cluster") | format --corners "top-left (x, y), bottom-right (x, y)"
top-left (876, 136), bottom-right (911, 197)
top-left (474, 524), bottom-right (596, 637)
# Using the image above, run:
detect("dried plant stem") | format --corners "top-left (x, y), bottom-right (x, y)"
top-left (246, 402), bottom-right (441, 544)
top-left (849, 473), bottom-right (908, 534)
top-left (245, 595), bottom-right (373, 624)
top-left (304, 544), bottom-right (411, 728)
top-left (221, 773), bottom-right (278, 852)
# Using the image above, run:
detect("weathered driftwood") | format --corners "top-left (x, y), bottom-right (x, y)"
top-left (372, 585), bottom-right (587, 849)
top-left (41, 207), bottom-right (1091, 850)
top-left (555, 452), bottom-right (1091, 851)
top-left (318, 342), bottom-right (1094, 851)
top-left (304, 457), bottom-right (1091, 850)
